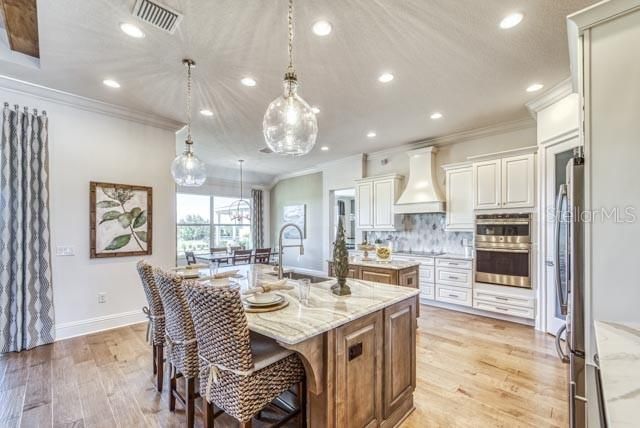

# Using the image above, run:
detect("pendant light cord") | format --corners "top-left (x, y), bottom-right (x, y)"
top-left (287, 0), bottom-right (294, 72)
top-left (239, 160), bottom-right (244, 199)
top-left (186, 62), bottom-right (193, 146)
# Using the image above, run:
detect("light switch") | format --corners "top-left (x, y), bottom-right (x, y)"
top-left (56, 246), bottom-right (75, 256)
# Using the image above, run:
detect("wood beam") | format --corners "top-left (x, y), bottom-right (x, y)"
top-left (1, 0), bottom-right (39, 58)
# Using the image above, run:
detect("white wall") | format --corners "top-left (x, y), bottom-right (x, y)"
top-left (0, 82), bottom-right (178, 340)
top-left (537, 93), bottom-right (580, 144)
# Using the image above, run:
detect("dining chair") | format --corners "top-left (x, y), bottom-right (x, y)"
top-left (254, 248), bottom-right (272, 264)
top-left (229, 245), bottom-right (244, 252)
top-left (184, 281), bottom-right (306, 428)
top-left (185, 251), bottom-right (197, 265)
top-left (135, 260), bottom-right (165, 392)
top-left (210, 247), bottom-right (230, 267)
top-left (232, 249), bottom-right (252, 265)
top-left (153, 268), bottom-right (200, 428)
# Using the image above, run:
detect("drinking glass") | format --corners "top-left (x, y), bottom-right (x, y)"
top-left (298, 279), bottom-right (311, 305)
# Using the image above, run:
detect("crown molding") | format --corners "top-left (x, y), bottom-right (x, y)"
top-left (525, 77), bottom-right (574, 118)
top-left (0, 75), bottom-right (184, 132)
top-left (270, 167), bottom-right (321, 188)
top-left (567, 0), bottom-right (640, 33)
top-left (366, 117), bottom-right (535, 161)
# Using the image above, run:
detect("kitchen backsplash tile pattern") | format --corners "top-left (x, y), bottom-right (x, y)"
top-left (366, 213), bottom-right (473, 254)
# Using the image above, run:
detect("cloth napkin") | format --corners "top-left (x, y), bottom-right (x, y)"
top-left (242, 279), bottom-right (293, 295)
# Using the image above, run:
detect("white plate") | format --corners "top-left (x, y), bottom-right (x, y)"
top-left (243, 293), bottom-right (284, 307)
top-left (177, 271), bottom-right (200, 279)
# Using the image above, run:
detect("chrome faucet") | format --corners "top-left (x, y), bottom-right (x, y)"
top-left (277, 223), bottom-right (305, 279)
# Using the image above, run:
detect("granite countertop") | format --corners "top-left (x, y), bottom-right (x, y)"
top-left (195, 264), bottom-right (419, 345)
top-left (329, 258), bottom-right (421, 270)
top-left (594, 321), bottom-right (640, 428)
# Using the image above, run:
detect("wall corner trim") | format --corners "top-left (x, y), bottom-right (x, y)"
top-left (0, 75), bottom-right (184, 132)
top-left (55, 310), bottom-right (146, 341)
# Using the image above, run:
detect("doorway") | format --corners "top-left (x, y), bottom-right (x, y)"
top-left (331, 188), bottom-right (356, 250)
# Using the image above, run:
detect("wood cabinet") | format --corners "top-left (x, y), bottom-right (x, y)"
top-left (443, 163), bottom-right (474, 230)
top-left (335, 311), bottom-right (383, 428)
top-left (355, 175), bottom-right (403, 230)
top-left (360, 266), bottom-right (396, 285)
top-left (383, 298), bottom-right (416, 420)
top-left (327, 263), bottom-right (419, 289)
top-left (328, 263), bottom-right (359, 279)
top-left (473, 153), bottom-right (535, 210)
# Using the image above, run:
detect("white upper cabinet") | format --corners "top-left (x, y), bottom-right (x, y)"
top-left (356, 181), bottom-right (374, 229)
top-left (501, 154), bottom-right (535, 208)
top-left (355, 175), bottom-right (403, 230)
top-left (443, 163), bottom-right (474, 231)
top-left (473, 153), bottom-right (535, 210)
top-left (473, 159), bottom-right (501, 210)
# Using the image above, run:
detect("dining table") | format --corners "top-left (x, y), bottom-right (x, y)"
top-left (191, 263), bottom-right (420, 427)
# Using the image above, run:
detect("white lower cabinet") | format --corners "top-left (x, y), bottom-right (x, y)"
top-left (435, 258), bottom-right (472, 307)
top-left (473, 284), bottom-right (535, 319)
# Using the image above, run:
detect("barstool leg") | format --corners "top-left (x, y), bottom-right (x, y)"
top-left (168, 363), bottom-right (176, 411)
top-left (298, 380), bottom-right (307, 428)
top-left (155, 344), bottom-right (164, 392)
top-left (203, 400), bottom-right (215, 428)
top-left (186, 377), bottom-right (195, 428)
top-left (239, 420), bottom-right (252, 428)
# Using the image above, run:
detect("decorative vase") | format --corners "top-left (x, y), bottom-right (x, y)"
top-left (331, 217), bottom-right (351, 296)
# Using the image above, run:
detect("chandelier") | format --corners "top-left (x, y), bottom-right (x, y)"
top-left (171, 59), bottom-right (206, 186)
top-left (262, 0), bottom-right (318, 156)
top-left (228, 160), bottom-right (251, 223)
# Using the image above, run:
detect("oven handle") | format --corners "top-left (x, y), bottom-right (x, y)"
top-left (476, 219), bottom-right (530, 225)
top-left (475, 247), bottom-right (530, 254)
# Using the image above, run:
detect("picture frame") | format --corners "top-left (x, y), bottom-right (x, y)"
top-left (283, 204), bottom-right (306, 239)
top-left (90, 181), bottom-right (153, 258)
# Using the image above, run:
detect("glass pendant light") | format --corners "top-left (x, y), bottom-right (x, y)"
top-left (171, 59), bottom-right (207, 187)
top-left (228, 160), bottom-right (252, 223)
top-left (263, 0), bottom-right (318, 156)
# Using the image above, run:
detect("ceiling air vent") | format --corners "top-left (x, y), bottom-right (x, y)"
top-left (132, 0), bottom-right (183, 34)
top-left (259, 147), bottom-right (274, 154)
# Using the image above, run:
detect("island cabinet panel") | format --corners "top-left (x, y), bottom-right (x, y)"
top-left (383, 298), bottom-right (417, 422)
top-left (398, 266), bottom-right (419, 288)
top-left (327, 262), bottom-right (359, 279)
top-left (335, 311), bottom-right (383, 428)
top-left (359, 266), bottom-right (398, 285)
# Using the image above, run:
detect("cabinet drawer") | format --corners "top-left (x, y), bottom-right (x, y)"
top-left (435, 267), bottom-right (472, 288)
top-left (474, 301), bottom-right (534, 319)
top-left (419, 266), bottom-right (434, 283)
top-left (420, 285), bottom-right (434, 300)
top-left (435, 284), bottom-right (472, 307)
top-left (473, 290), bottom-right (534, 309)
top-left (436, 258), bottom-right (472, 270)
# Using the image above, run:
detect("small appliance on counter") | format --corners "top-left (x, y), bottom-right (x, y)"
top-left (474, 213), bottom-right (532, 288)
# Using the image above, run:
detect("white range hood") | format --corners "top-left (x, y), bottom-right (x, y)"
top-left (394, 147), bottom-right (445, 214)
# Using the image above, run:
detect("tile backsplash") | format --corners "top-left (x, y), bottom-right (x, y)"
top-left (365, 213), bottom-right (473, 255)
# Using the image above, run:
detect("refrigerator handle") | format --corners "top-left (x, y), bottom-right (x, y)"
top-left (555, 184), bottom-right (569, 316)
top-left (555, 324), bottom-right (570, 363)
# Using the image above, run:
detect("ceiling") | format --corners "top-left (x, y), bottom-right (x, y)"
top-left (0, 0), bottom-right (597, 180)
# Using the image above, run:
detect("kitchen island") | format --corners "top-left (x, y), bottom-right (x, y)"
top-left (327, 258), bottom-right (420, 288)
top-left (214, 264), bottom-right (419, 427)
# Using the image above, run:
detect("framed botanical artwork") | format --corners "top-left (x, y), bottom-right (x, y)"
top-left (283, 204), bottom-right (306, 239)
top-left (90, 181), bottom-right (152, 258)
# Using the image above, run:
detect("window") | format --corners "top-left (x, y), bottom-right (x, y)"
top-left (176, 194), bottom-right (252, 255)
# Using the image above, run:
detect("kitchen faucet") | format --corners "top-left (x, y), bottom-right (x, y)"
top-left (277, 223), bottom-right (305, 279)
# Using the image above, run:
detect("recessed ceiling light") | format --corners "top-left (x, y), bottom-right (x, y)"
top-left (312, 20), bottom-right (332, 36)
top-left (367, 131), bottom-right (377, 138)
top-left (378, 73), bottom-right (394, 83)
top-left (200, 109), bottom-right (214, 117)
top-left (526, 83), bottom-right (544, 92)
top-left (311, 106), bottom-right (320, 114)
top-left (500, 13), bottom-right (524, 29)
top-left (119, 22), bottom-right (145, 38)
top-left (321, 146), bottom-right (329, 151)
top-left (241, 77), bottom-right (257, 87)
top-left (430, 112), bottom-right (443, 120)
top-left (103, 79), bottom-right (121, 89)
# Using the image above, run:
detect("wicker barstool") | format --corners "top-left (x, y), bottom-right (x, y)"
top-left (136, 260), bottom-right (166, 392)
top-left (184, 281), bottom-right (306, 427)
top-left (153, 268), bottom-right (200, 428)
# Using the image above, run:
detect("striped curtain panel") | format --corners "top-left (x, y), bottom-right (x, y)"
top-left (251, 189), bottom-right (264, 249)
top-left (0, 103), bottom-right (55, 352)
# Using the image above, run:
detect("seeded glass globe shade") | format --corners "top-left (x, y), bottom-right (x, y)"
top-left (263, 78), bottom-right (318, 156)
top-left (171, 147), bottom-right (206, 186)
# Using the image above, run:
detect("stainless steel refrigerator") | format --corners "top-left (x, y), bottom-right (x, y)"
top-left (554, 147), bottom-right (586, 428)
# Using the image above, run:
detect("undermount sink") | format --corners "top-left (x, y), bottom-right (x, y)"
top-left (265, 271), bottom-right (331, 284)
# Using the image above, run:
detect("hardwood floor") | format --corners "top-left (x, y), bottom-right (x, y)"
top-left (0, 306), bottom-right (567, 427)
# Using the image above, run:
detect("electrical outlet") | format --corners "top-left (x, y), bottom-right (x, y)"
top-left (98, 292), bottom-right (107, 304)
top-left (56, 246), bottom-right (75, 256)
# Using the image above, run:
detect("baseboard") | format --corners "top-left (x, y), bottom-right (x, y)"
top-left (420, 299), bottom-right (535, 326)
top-left (55, 310), bottom-right (147, 341)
